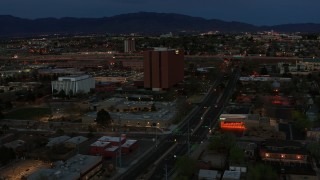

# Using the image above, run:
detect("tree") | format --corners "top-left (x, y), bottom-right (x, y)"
top-left (208, 132), bottom-right (236, 152)
top-left (151, 103), bottom-right (156, 111)
top-left (55, 128), bottom-right (64, 135)
top-left (307, 141), bottom-right (320, 160)
top-left (68, 90), bottom-right (74, 97)
top-left (58, 89), bottom-right (66, 98)
top-left (96, 109), bottom-right (111, 127)
top-left (31, 69), bottom-right (39, 80)
top-left (26, 90), bottom-right (36, 102)
top-left (175, 156), bottom-right (197, 177)
top-left (247, 163), bottom-right (278, 180)
top-left (108, 105), bottom-right (116, 112)
top-left (292, 110), bottom-right (311, 132)
top-left (260, 66), bottom-right (268, 75)
top-left (0, 146), bottom-right (16, 165)
top-left (0, 111), bottom-right (4, 120)
top-left (229, 146), bottom-right (245, 164)
top-left (185, 77), bottom-right (201, 95)
top-left (4, 101), bottom-right (12, 109)
top-left (2, 124), bottom-right (9, 133)
top-left (52, 89), bottom-right (58, 95)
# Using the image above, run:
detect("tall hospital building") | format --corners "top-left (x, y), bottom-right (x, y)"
top-left (144, 48), bottom-right (184, 91)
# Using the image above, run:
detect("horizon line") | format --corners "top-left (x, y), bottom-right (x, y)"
top-left (0, 11), bottom-right (319, 27)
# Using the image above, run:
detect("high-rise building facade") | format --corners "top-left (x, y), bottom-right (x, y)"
top-left (144, 48), bottom-right (184, 91)
top-left (124, 38), bottom-right (136, 53)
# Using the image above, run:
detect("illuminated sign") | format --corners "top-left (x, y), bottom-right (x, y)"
top-left (220, 121), bottom-right (245, 130)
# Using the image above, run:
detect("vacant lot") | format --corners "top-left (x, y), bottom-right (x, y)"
top-left (5, 107), bottom-right (51, 120)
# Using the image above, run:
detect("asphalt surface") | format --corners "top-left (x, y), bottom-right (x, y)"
top-left (116, 68), bottom-right (240, 180)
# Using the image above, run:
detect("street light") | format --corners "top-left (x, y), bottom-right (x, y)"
top-left (155, 122), bottom-right (160, 147)
top-left (187, 116), bottom-right (190, 156)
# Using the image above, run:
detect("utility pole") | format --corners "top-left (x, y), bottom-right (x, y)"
top-left (118, 115), bottom-right (122, 168)
top-left (187, 116), bottom-right (190, 156)
top-left (164, 163), bottom-right (168, 180)
top-left (155, 122), bottom-right (160, 148)
top-left (155, 125), bottom-right (157, 147)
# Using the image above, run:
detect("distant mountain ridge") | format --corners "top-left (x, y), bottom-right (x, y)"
top-left (1, 12), bottom-right (320, 37)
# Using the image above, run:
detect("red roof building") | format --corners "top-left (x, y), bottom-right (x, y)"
top-left (121, 139), bottom-right (139, 154)
top-left (90, 141), bottom-right (111, 155)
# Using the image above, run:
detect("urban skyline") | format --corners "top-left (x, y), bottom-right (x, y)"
top-left (1, 0), bottom-right (320, 178)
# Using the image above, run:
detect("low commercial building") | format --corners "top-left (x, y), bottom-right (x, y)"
top-left (27, 168), bottom-right (80, 180)
top-left (82, 97), bottom-right (176, 128)
top-left (89, 136), bottom-right (138, 158)
top-left (307, 129), bottom-right (320, 140)
top-left (98, 136), bottom-right (126, 146)
top-left (51, 74), bottom-right (95, 95)
top-left (222, 170), bottom-right (241, 180)
top-left (198, 169), bottom-right (218, 180)
top-left (27, 154), bottom-right (102, 180)
top-left (0, 133), bottom-right (15, 145)
top-left (259, 139), bottom-right (308, 164)
top-left (121, 139), bottom-right (138, 154)
top-left (46, 136), bottom-right (71, 148)
top-left (64, 136), bottom-right (88, 148)
top-left (104, 146), bottom-right (119, 158)
top-left (259, 139), bottom-right (317, 175)
top-left (219, 114), bottom-right (261, 131)
top-left (90, 141), bottom-right (111, 155)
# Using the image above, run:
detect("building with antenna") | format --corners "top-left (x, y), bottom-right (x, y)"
top-left (144, 47), bottom-right (184, 91)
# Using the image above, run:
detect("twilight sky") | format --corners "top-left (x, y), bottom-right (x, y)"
top-left (1, 0), bottom-right (319, 25)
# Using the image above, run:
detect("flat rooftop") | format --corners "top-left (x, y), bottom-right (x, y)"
top-left (54, 154), bottom-right (102, 175)
top-left (27, 168), bottom-right (80, 180)
top-left (105, 146), bottom-right (119, 152)
top-left (90, 141), bottom-right (110, 147)
top-left (65, 136), bottom-right (88, 145)
top-left (46, 136), bottom-right (71, 147)
top-left (222, 170), bottom-right (241, 180)
top-left (98, 136), bottom-right (125, 143)
top-left (122, 139), bottom-right (138, 148)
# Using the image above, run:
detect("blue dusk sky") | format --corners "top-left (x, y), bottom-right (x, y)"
top-left (0, 0), bottom-right (319, 25)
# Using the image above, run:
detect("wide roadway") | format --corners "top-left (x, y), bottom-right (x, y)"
top-left (148, 68), bottom-right (240, 179)
top-left (118, 68), bottom-right (240, 180)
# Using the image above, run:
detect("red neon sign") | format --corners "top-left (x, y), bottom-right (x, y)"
top-left (220, 121), bottom-right (246, 130)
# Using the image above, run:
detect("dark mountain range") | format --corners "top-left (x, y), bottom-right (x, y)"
top-left (1, 12), bottom-right (320, 37)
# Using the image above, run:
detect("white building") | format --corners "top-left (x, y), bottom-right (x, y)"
top-left (52, 75), bottom-right (95, 95)
top-left (124, 38), bottom-right (136, 53)
top-left (198, 169), bottom-right (219, 180)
